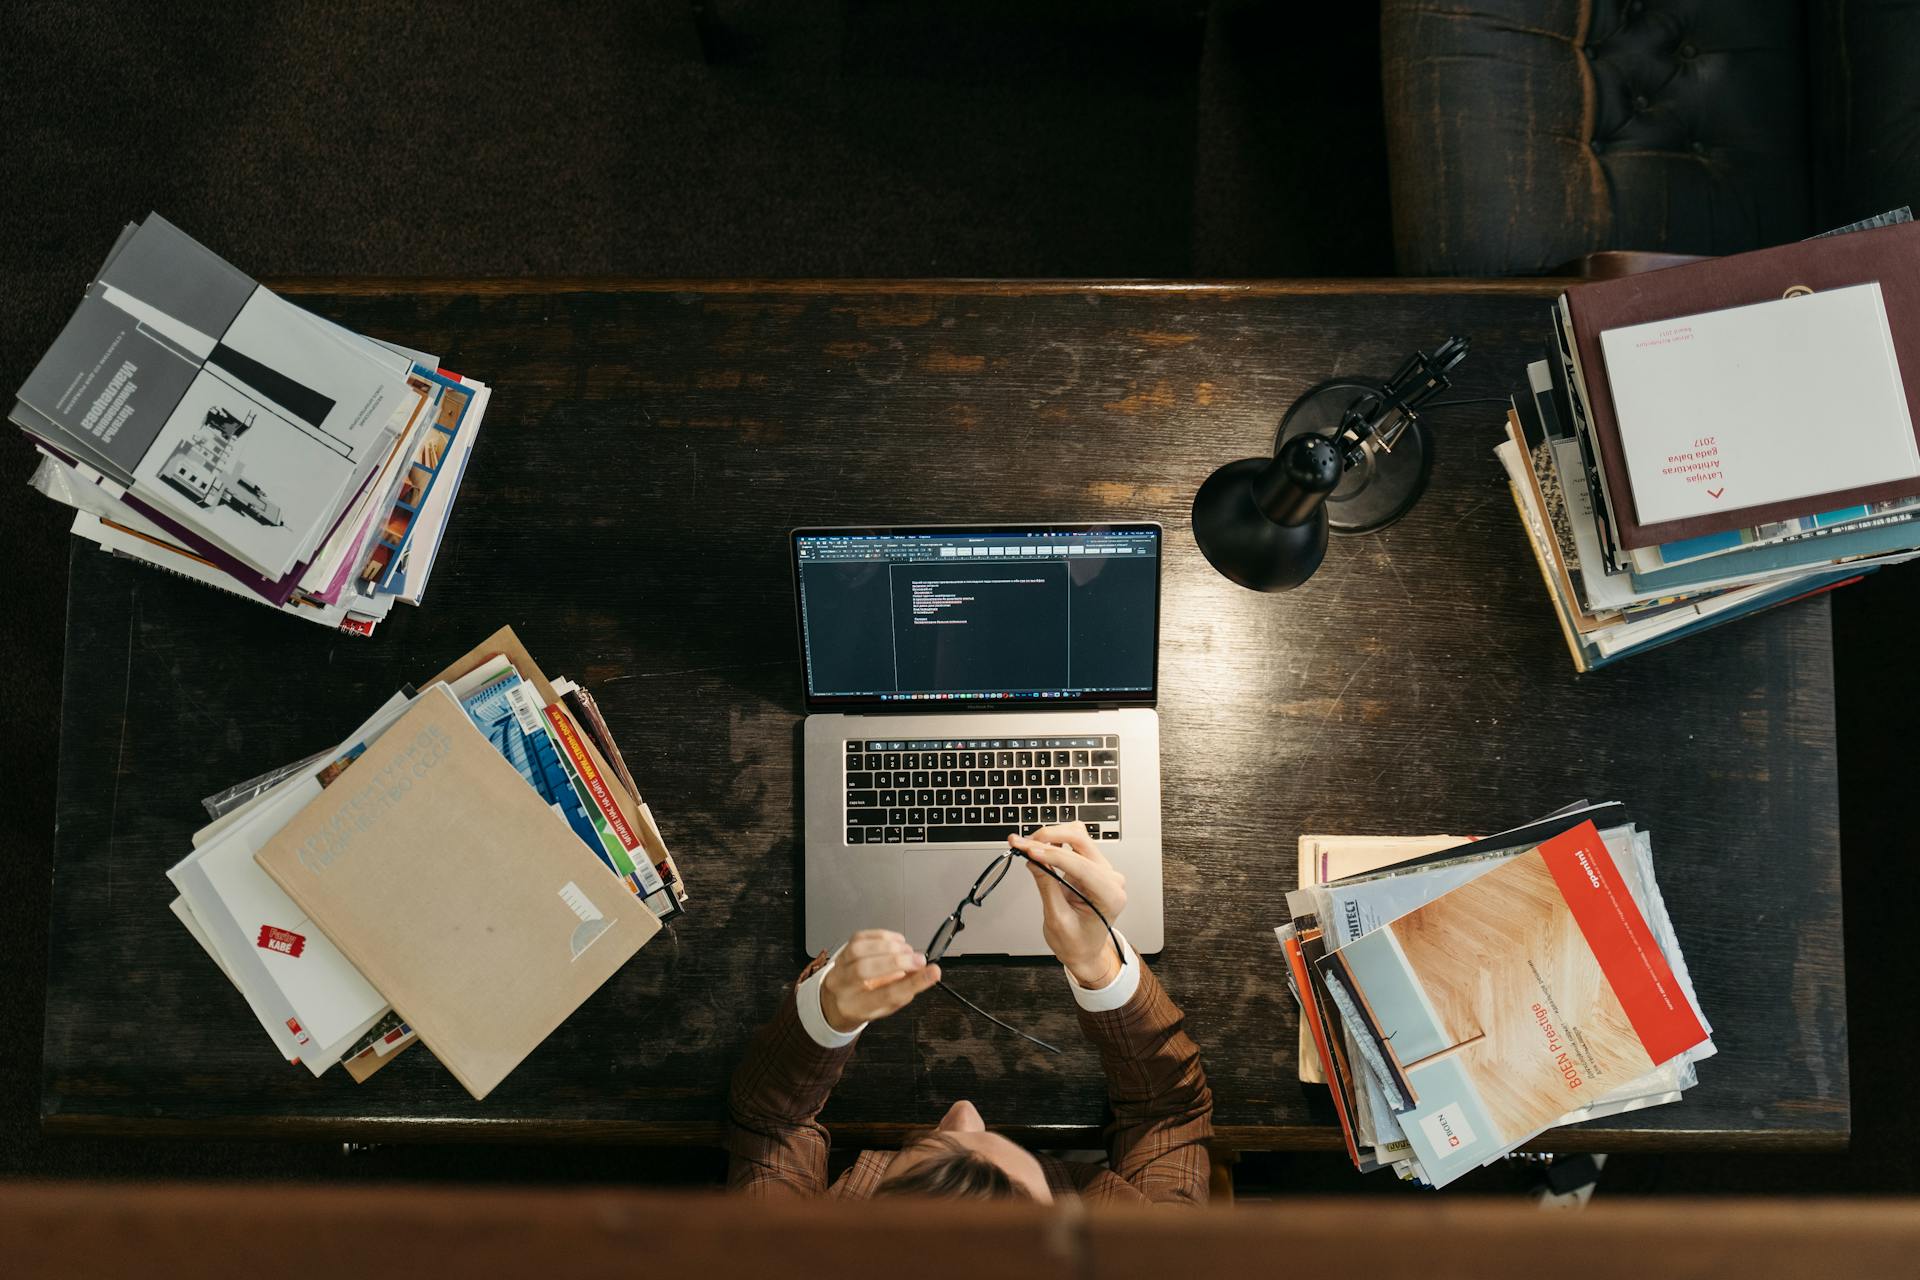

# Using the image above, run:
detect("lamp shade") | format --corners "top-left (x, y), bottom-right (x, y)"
top-left (1191, 433), bottom-right (1341, 591)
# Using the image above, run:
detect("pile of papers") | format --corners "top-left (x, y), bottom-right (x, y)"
top-left (1500, 208), bottom-right (1920, 670)
top-left (13, 213), bottom-right (487, 636)
top-left (167, 627), bottom-right (688, 1095)
top-left (1278, 803), bottom-right (1714, 1188)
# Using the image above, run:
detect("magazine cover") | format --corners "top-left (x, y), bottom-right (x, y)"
top-left (1318, 820), bottom-right (1709, 1187)
top-left (15, 215), bottom-right (409, 574)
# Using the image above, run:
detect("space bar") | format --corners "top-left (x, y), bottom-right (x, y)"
top-left (925, 825), bottom-right (1023, 844)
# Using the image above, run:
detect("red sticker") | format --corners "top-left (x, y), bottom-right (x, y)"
top-left (257, 925), bottom-right (307, 958)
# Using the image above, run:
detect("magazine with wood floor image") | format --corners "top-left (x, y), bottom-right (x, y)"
top-left (1317, 819), bottom-right (1709, 1187)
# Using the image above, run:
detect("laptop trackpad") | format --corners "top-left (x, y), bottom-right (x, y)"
top-left (905, 846), bottom-right (1048, 959)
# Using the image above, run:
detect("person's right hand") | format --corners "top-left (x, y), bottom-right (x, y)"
top-left (1009, 823), bottom-right (1128, 989)
top-left (819, 929), bottom-right (941, 1033)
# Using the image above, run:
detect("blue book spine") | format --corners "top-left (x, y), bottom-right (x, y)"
top-left (1629, 513), bottom-right (1920, 593)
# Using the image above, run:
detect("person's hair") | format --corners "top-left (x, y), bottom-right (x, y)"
top-left (873, 1134), bottom-right (1033, 1200)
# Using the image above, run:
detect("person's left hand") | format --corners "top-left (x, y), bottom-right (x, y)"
top-left (819, 929), bottom-right (940, 1033)
top-left (1009, 823), bottom-right (1127, 989)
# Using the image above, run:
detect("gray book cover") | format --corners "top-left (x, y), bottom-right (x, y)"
top-left (15, 215), bottom-right (408, 576)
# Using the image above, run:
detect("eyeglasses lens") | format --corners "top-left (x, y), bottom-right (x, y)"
top-left (928, 915), bottom-right (960, 961)
top-left (971, 854), bottom-right (1012, 904)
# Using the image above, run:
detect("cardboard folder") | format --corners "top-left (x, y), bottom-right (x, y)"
top-left (253, 684), bottom-right (660, 1100)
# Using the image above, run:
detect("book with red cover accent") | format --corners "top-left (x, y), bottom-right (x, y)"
top-left (1315, 819), bottom-right (1711, 1187)
top-left (1279, 929), bottom-right (1363, 1170)
top-left (1563, 218), bottom-right (1920, 549)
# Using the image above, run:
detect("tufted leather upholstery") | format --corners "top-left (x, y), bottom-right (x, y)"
top-left (1811, 0), bottom-right (1920, 229)
top-left (1380, 0), bottom-right (1919, 276)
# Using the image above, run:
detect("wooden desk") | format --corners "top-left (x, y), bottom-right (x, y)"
top-left (41, 280), bottom-right (1847, 1151)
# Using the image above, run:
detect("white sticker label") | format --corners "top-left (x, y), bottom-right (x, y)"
top-left (503, 681), bottom-right (548, 737)
top-left (1419, 1107), bottom-right (1478, 1157)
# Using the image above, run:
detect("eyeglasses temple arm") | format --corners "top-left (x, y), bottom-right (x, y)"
top-left (936, 981), bottom-right (1061, 1055)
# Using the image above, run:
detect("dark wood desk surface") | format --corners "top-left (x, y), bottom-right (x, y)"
top-left (42, 279), bottom-right (1847, 1152)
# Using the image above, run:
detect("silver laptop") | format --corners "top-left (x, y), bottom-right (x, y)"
top-left (795, 523), bottom-right (1164, 957)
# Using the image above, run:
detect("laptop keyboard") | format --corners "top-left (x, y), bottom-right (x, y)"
top-left (844, 736), bottom-right (1121, 846)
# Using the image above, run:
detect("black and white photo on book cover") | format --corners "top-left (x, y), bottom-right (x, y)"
top-left (134, 366), bottom-right (359, 573)
top-left (17, 213), bottom-right (406, 479)
top-left (13, 220), bottom-right (419, 571)
top-left (93, 214), bottom-right (408, 465)
top-left (94, 281), bottom-right (404, 469)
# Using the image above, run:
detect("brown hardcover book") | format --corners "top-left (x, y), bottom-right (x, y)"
top-left (1564, 219), bottom-right (1920, 549)
top-left (253, 686), bottom-right (661, 1100)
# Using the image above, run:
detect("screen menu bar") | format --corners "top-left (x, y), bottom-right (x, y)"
top-left (796, 529), bottom-right (1157, 563)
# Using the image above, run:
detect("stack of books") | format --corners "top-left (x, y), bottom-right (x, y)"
top-left (1500, 210), bottom-right (1920, 670)
top-left (13, 213), bottom-right (487, 636)
top-left (1278, 803), bottom-right (1714, 1188)
top-left (167, 627), bottom-right (688, 1096)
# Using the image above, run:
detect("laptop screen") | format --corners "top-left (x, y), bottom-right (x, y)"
top-left (792, 523), bottom-right (1161, 708)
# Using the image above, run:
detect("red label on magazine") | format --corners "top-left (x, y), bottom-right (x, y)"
top-left (257, 925), bottom-right (306, 958)
top-left (1538, 821), bottom-right (1708, 1064)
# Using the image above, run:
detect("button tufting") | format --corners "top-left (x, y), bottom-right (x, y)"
top-left (1628, 0), bottom-right (1645, 13)
top-left (1678, 41), bottom-right (1697, 59)
top-left (1690, 140), bottom-right (1707, 154)
top-left (1633, 93), bottom-right (1649, 110)
top-left (1590, 138), bottom-right (1606, 154)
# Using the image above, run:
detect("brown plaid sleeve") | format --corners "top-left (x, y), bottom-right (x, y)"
top-left (726, 954), bottom-right (858, 1197)
top-left (1076, 958), bottom-right (1214, 1205)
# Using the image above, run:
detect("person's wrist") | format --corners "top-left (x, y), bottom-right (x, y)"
top-left (1065, 941), bottom-right (1123, 991)
top-left (820, 982), bottom-right (856, 1034)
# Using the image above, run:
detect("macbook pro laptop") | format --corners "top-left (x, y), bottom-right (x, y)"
top-left (794, 523), bottom-right (1164, 957)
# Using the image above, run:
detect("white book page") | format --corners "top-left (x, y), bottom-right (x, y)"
top-left (168, 692), bottom-right (419, 1063)
top-left (168, 854), bottom-right (310, 1062)
top-left (191, 784), bottom-right (388, 1050)
top-left (1602, 283), bottom-right (1919, 524)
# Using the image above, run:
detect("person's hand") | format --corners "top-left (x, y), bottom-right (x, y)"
top-left (1009, 824), bottom-right (1127, 989)
top-left (819, 929), bottom-right (941, 1033)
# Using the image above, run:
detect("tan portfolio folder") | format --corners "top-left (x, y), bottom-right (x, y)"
top-left (254, 685), bottom-right (661, 1100)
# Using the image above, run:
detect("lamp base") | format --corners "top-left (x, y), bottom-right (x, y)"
top-left (1275, 378), bottom-right (1433, 534)
top-left (1191, 457), bottom-right (1329, 592)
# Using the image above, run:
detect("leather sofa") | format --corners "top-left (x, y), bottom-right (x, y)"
top-left (1379, 0), bottom-right (1920, 274)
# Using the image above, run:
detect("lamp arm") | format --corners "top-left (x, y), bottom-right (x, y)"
top-left (1335, 335), bottom-right (1471, 464)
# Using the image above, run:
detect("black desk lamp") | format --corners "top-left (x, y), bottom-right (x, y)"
top-left (1192, 336), bottom-right (1471, 591)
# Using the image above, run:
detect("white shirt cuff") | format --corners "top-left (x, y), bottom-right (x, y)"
top-left (796, 943), bottom-right (866, 1048)
top-left (1065, 931), bottom-right (1140, 1013)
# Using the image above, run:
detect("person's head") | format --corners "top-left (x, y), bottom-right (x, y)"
top-left (872, 1099), bottom-right (1053, 1202)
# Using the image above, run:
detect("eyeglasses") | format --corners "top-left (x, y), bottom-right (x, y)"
top-left (926, 847), bottom-right (1127, 1056)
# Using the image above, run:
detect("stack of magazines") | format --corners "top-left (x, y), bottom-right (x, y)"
top-left (167, 627), bottom-right (688, 1092)
top-left (1278, 803), bottom-right (1714, 1188)
top-left (1499, 209), bottom-right (1920, 670)
top-left (13, 213), bottom-right (487, 636)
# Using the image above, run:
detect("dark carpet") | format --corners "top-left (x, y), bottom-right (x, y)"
top-left (0, 1), bottom-right (1910, 1196)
